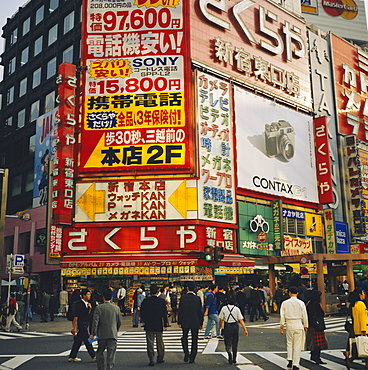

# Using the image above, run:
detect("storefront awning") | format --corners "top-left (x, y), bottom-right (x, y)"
top-left (219, 254), bottom-right (255, 267)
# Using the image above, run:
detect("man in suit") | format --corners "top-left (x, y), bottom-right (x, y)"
top-left (90, 289), bottom-right (122, 370)
top-left (140, 284), bottom-right (169, 366)
top-left (178, 281), bottom-right (203, 363)
top-left (40, 290), bottom-right (50, 322)
top-left (68, 288), bottom-right (96, 362)
top-left (249, 284), bottom-right (269, 322)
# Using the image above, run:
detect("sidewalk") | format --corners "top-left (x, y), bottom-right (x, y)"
top-left (21, 312), bottom-right (280, 334)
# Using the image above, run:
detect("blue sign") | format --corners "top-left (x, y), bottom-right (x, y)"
top-left (335, 222), bottom-right (350, 253)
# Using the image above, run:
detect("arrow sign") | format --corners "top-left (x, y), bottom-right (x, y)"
top-left (168, 180), bottom-right (197, 218)
top-left (77, 183), bottom-right (105, 221)
top-left (105, 228), bottom-right (121, 250)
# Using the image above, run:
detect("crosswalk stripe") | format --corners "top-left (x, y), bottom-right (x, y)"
top-left (0, 331), bottom-right (60, 340)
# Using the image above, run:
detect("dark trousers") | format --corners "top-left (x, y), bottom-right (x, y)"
top-left (146, 331), bottom-right (164, 362)
top-left (250, 303), bottom-right (267, 321)
top-left (40, 307), bottom-right (48, 322)
top-left (96, 338), bottom-right (117, 370)
top-left (181, 328), bottom-right (199, 361)
top-left (118, 299), bottom-right (126, 315)
top-left (224, 323), bottom-right (239, 362)
top-left (69, 321), bottom-right (96, 359)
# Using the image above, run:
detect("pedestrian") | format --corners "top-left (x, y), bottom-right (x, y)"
top-left (170, 288), bottom-right (178, 323)
top-left (67, 288), bottom-right (81, 322)
top-left (49, 291), bottom-right (57, 321)
top-left (342, 280), bottom-right (349, 294)
top-left (344, 288), bottom-right (368, 369)
top-left (117, 283), bottom-right (126, 316)
top-left (140, 284), bottom-right (169, 366)
top-left (178, 282), bottom-right (203, 364)
top-left (305, 290), bottom-right (327, 364)
top-left (243, 283), bottom-right (252, 315)
top-left (219, 291), bottom-right (248, 365)
top-left (90, 289), bottom-right (122, 370)
top-left (59, 287), bottom-right (69, 317)
top-left (215, 286), bottom-right (227, 312)
top-left (68, 288), bottom-right (96, 363)
top-left (280, 286), bottom-right (308, 370)
top-left (235, 286), bottom-right (247, 317)
top-left (249, 284), bottom-right (268, 322)
top-left (132, 288), bottom-right (145, 327)
top-left (4, 293), bottom-right (22, 332)
top-left (274, 284), bottom-right (284, 314)
top-left (262, 283), bottom-right (273, 314)
top-left (204, 284), bottom-right (222, 339)
top-left (196, 286), bottom-right (205, 307)
top-left (40, 290), bottom-right (50, 322)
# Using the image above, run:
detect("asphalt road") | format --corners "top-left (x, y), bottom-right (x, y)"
top-left (0, 313), bottom-right (354, 370)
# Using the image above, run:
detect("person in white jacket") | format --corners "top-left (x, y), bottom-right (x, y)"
top-left (280, 286), bottom-right (308, 370)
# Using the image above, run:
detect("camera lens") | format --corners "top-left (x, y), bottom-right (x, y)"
top-left (279, 135), bottom-right (294, 161)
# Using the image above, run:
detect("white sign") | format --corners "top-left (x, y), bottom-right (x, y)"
top-left (235, 88), bottom-right (318, 203)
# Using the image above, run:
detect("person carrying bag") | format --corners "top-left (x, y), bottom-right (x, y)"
top-left (344, 288), bottom-right (368, 370)
top-left (219, 291), bottom-right (248, 365)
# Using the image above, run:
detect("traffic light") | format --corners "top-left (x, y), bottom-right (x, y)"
top-left (214, 246), bottom-right (224, 262)
top-left (24, 258), bottom-right (33, 274)
top-left (203, 246), bottom-right (213, 262)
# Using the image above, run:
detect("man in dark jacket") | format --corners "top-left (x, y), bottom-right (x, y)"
top-left (68, 288), bottom-right (96, 362)
top-left (249, 285), bottom-right (269, 322)
top-left (178, 282), bottom-right (203, 364)
top-left (140, 284), bottom-right (169, 366)
top-left (40, 290), bottom-right (50, 322)
top-left (90, 289), bottom-right (121, 370)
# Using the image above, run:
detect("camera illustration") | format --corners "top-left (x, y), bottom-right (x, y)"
top-left (264, 120), bottom-right (295, 162)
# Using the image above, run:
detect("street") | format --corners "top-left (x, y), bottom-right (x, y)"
top-left (0, 314), bottom-right (354, 369)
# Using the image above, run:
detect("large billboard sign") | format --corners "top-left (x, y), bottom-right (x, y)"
top-left (63, 224), bottom-right (236, 254)
top-left (235, 88), bottom-right (319, 203)
top-left (80, 0), bottom-right (194, 175)
top-left (331, 34), bottom-right (368, 143)
top-left (191, 0), bottom-right (312, 111)
top-left (302, 0), bottom-right (368, 44)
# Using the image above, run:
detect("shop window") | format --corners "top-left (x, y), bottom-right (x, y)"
top-left (47, 57), bottom-right (57, 79)
top-left (35, 5), bottom-right (44, 25)
top-left (19, 232), bottom-right (30, 254)
top-left (11, 174), bottom-right (22, 196)
top-left (297, 219), bottom-right (305, 235)
top-left (19, 77), bottom-right (27, 97)
top-left (18, 109), bottom-right (26, 128)
top-left (21, 47), bottom-right (29, 66)
top-left (34, 35), bottom-right (43, 56)
top-left (64, 11), bottom-right (74, 34)
top-left (48, 24), bottom-right (58, 46)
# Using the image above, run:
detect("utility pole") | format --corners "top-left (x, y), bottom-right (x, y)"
top-left (0, 169), bottom-right (9, 284)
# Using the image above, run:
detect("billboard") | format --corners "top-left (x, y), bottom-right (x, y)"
top-left (191, 0), bottom-right (312, 111)
top-left (302, 0), bottom-right (368, 43)
top-left (335, 221), bottom-right (350, 253)
top-left (196, 72), bottom-right (236, 224)
top-left (33, 108), bottom-right (58, 208)
top-left (235, 88), bottom-right (319, 203)
top-left (80, 0), bottom-right (194, 176)
top-left (63, 224), bottom-right (236, 254)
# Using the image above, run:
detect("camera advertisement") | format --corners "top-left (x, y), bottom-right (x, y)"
top-left (234, 87), bottom-right (319, 203)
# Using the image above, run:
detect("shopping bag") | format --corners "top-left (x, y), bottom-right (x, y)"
top-left (356, 336), bottom-right (368, 357)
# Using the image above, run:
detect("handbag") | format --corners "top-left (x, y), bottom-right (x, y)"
top-left (356, 336), bottom-right (368, 357)
top-left (313, 317), bottom-right (326, 332)
top-left (345, 310), bottom-right (353, 333)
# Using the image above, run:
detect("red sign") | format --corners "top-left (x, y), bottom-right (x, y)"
top-left (314, 117), bottom-right (333, 203)
top-left (63, 224), bottom-right (236, 254)
top-left (49, 224), bottom-right (63, 259)
top-left (257, 232), bottom-right (267, 243)
top-left (52, 63), bottom-right (77, 225)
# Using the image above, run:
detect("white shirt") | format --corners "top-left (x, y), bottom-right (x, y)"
top-left (219, 305), bottom-right (243, 323)
top-left (280, 296), bottom-right (308, 330)
top-left (117, 287), bottom-right (126, 299)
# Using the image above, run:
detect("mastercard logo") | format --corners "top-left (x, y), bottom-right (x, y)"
top-left (322, 0), bottom-right (358, 19)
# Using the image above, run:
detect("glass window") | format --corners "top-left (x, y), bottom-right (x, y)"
top-left (5, 236), bottom-right (14, 255)
top-left (48, 24), bottom-right (58, 46)
top-left (12, 174), bottom-right (22, 196)
top-left (25, 172), bottom-right (34, 192)
top-left (21, 47), bottom-right (29, 66)
top-left (32, 68), bottom-right (41, 89)
top-left (62, 45), bottom-right (73, 63)
top-left (29, 134), bottom-right (36, 154)
top-left (49, 0), bottom-right (59, 13)
top-left (18, 109), bottom-right (25, 128)
top-left (35, 6), bottom-right (44, 25)
top-left (45, 91), bottom-right (55, 112)
top-left (22, 18), bottom-right (30, 36)
top-left (19, 232), bottom-right (30, 254)
top-left (5, 116), bottom-right (12, 127)
top-left (34, 36), bottom-right (43, 56)
top-left (10, 29), bottom-right (18, 46)
top-left (30, 101), bottom-right (40, 122)
top-left (19, 77), bottom-right (27, 97)
top-left (64, 11), bottom-right (74, 34)
top-left (47, 57), bottom-right (57, 79)
top-left (7, 86), bottom-right (14, 105)
top-left (8, 57), bottom-right (16, 75)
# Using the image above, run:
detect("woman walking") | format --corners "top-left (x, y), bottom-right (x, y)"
top-left (306, 290), bottom-right (327, 364)
top-left (344, 288), bottom-right (368, 369)
top-left (218, 291), bottom-right (248, 365)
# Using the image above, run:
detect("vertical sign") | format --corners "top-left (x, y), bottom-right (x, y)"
top-left (196, 71), bottom-right (236, 224)
top-left (80, 0), bottom-right (193, 175)
top-left (314, 117), bottom-right (333, 203)
top-left (49, 224), bottom-right (63, 258)
top-left (323, 208), bottom-right (336, 254)
top-left (344, 135), bottom-right (366, 236)
top-left (335, 221), bottom-right (350, 254)
top-left (272, 200), bottom-right (283, 251)
top-left (52, 63), bottom-right (77, 225)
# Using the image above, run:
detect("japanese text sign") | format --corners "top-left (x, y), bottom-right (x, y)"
top-left (49, 224), bottom-right (63, 259)
top-left (80, 0), bottom-right (194, 175)
top-left (323, 208), bottom-right (336, 254)
top-left (280, 235), bottom-right (312, 256)
top-left (272, 200), bottom-right (283, 251)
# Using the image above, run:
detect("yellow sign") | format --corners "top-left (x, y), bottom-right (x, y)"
top-left (168, 180), bottom-right (198, 218)
top-left (77, 183), bottom-right (105, 221)
top-left (305, 213), bottom-right (323, 237)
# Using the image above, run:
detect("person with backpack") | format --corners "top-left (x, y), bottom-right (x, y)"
top-left (4, 293), bottom-right (22, 332)
top-left (219, 291), bottom-right (248, 365)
